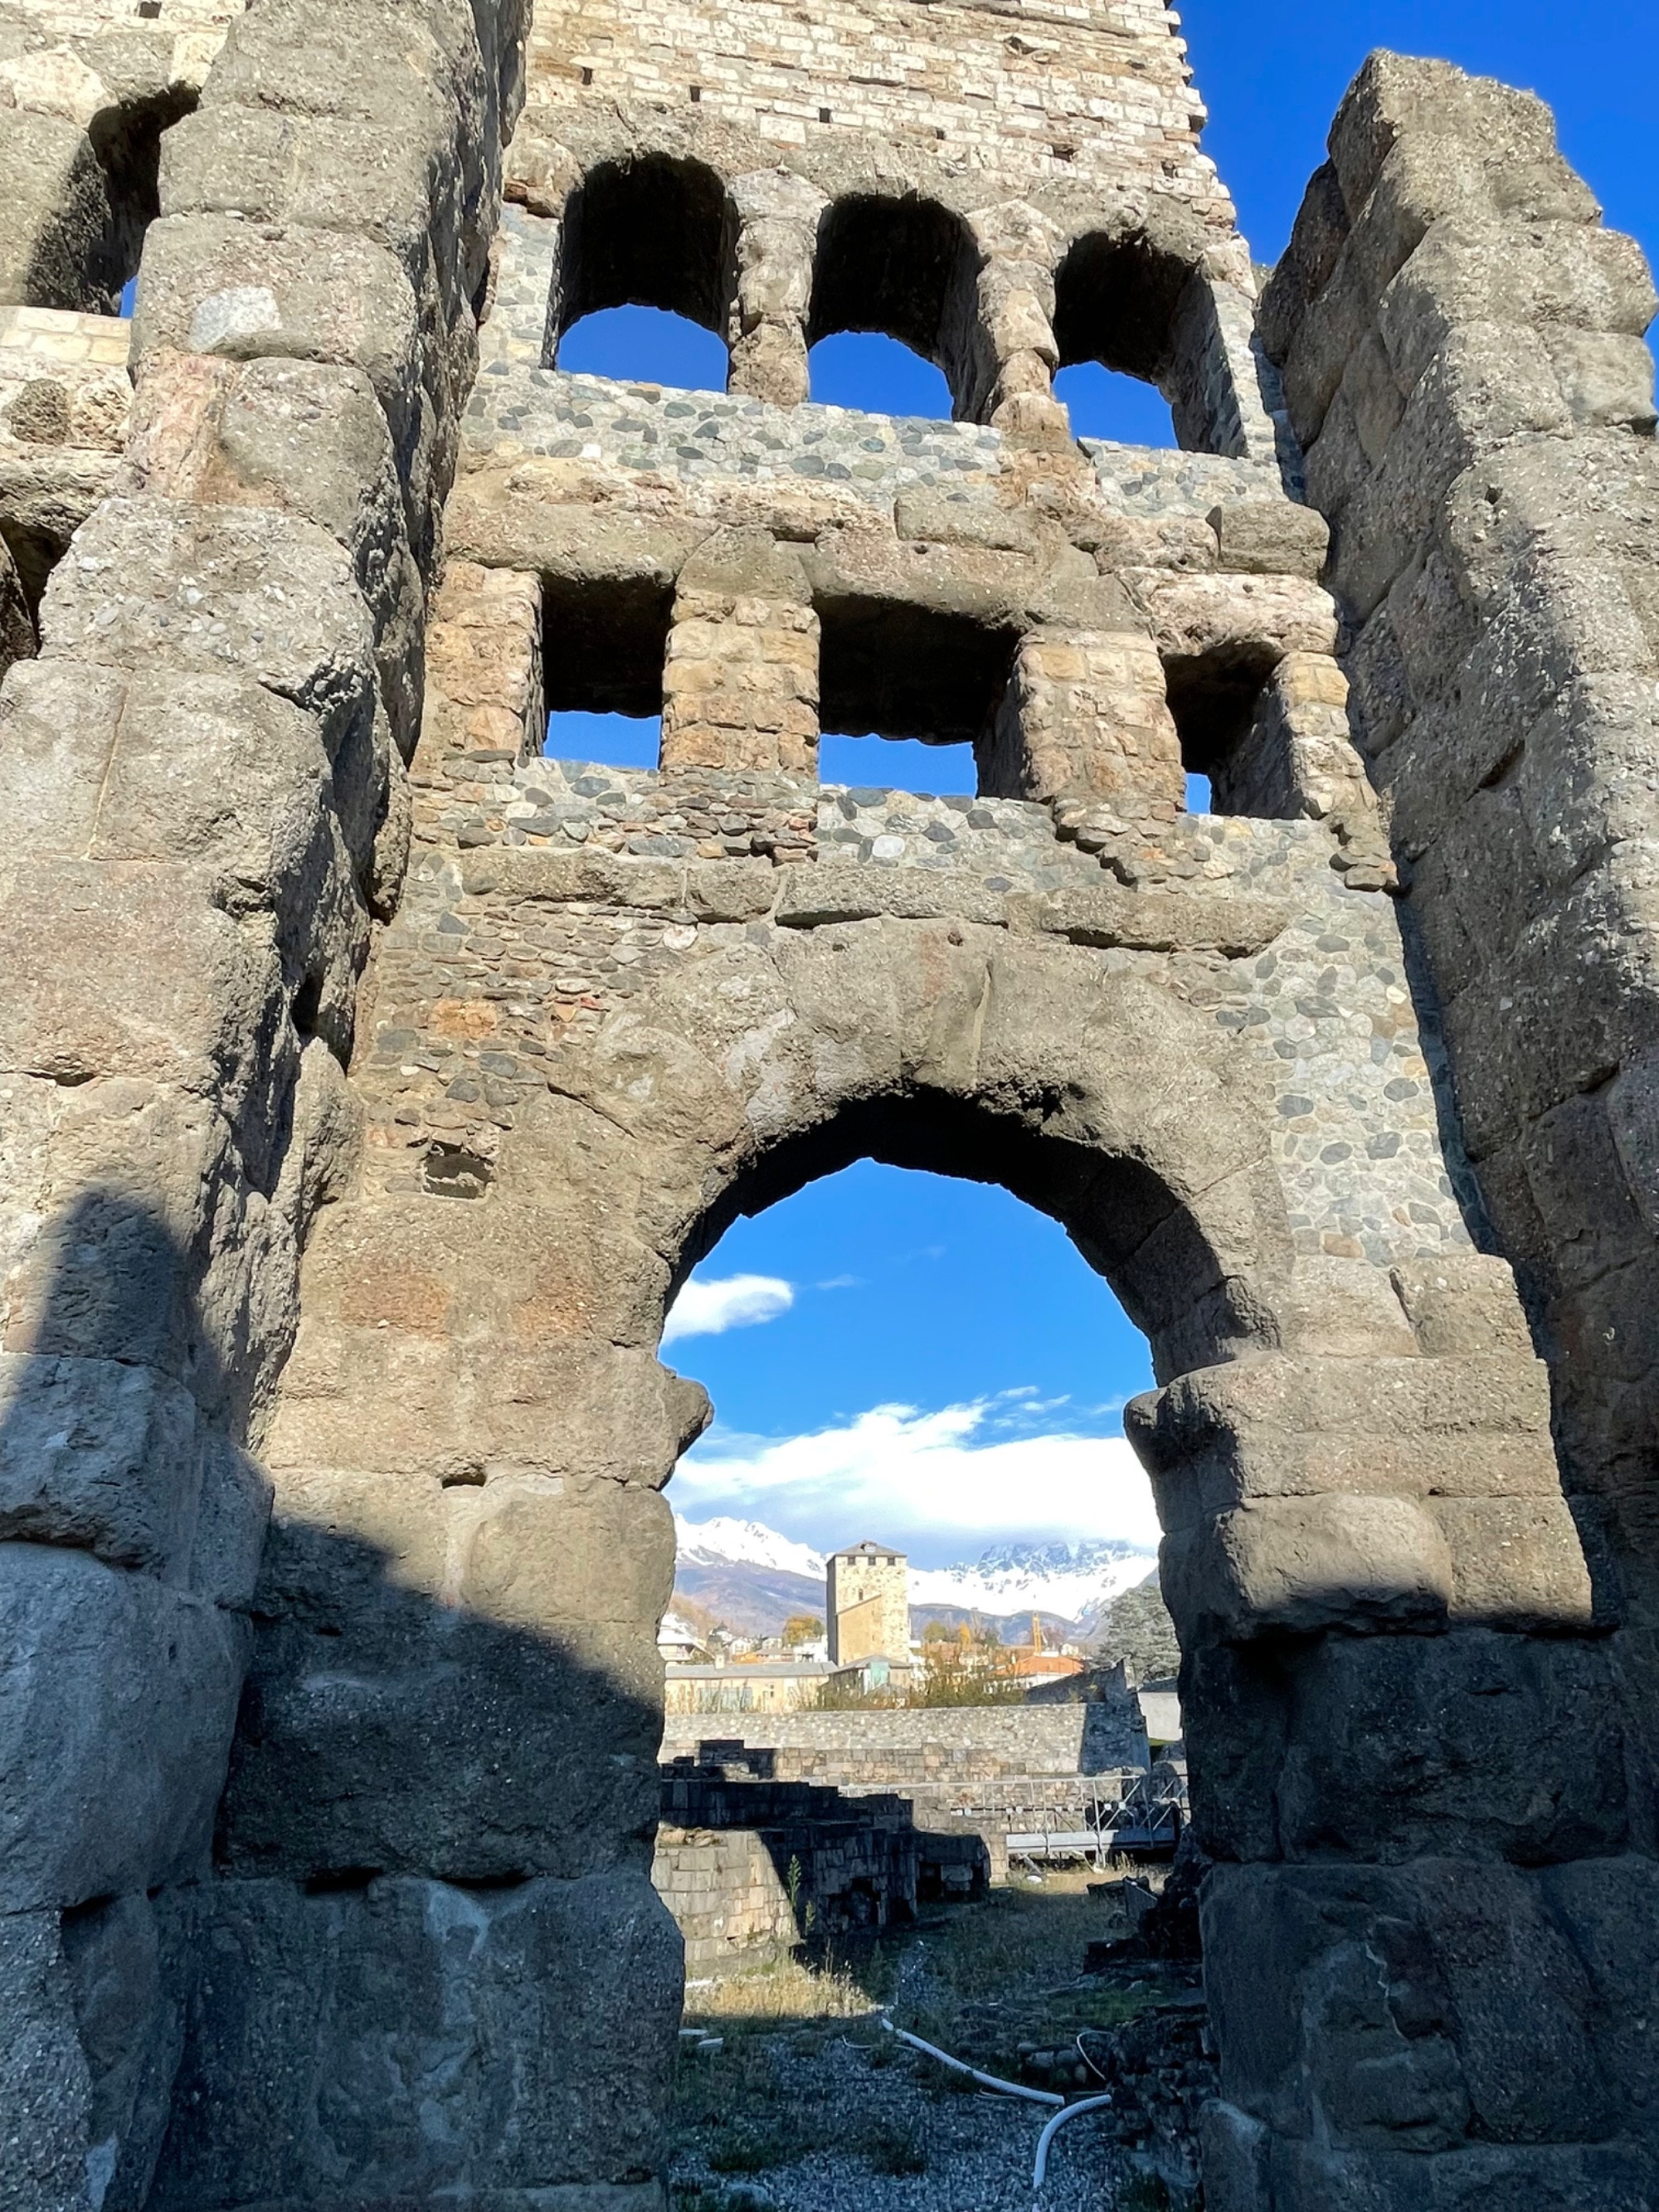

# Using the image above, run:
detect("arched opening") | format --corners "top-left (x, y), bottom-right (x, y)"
top-left (806, 330), bottom-right (953, 419)
top-left (556, 305), bottom-right (728, 394)
top-left (1053, 361), bottom-right (1180, 448)
top-left (658, 1143), bottom-right (1186, 2182)
top-left (807, 194), bottom-right (979, 421)
top-left (667, 1158), bottom-right (1159, 1625)
top-left (555, 154), bottom-right (732, 391)
top-left (3, 87), bottom-right (195, 314)
top-left (1051, 231), bottom-right (1193, 451)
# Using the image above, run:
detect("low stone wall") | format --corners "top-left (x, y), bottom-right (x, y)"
top-left (661, 1700), bottom-right (1150, 1782)
top-left (654, 1769), bottom-right (989, 1970)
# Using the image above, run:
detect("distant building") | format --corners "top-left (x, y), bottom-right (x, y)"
top-left (663, 1659), bottom-right (859, 1715)
top-left (656, 1612), bottom-right (705, 1663)
top-left (826, 1540), bottom-right (911, 1666)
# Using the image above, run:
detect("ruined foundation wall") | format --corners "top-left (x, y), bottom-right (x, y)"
top-left (660, 1703), bottom-right (1150, 1779)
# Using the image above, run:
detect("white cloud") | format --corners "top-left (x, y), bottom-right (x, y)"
top-left (662, 1273), bottom-right (795, 1344)
top-left (670, 1396), bottom-right (1160, 1562)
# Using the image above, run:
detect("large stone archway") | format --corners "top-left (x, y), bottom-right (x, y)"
top-left (153, 797), bottom-right (1609, 2205)
top-left (2, 0), bottom-right (1656, 2206)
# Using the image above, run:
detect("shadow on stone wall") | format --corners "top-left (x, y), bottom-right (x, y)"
top-left (2, 1191), bottom-right (682, 2212)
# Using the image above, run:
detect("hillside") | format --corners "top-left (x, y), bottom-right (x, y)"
top-left (671, 1516), bottom-right (1155, 1643)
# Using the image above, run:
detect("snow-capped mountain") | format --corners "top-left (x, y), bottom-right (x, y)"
top-left (673, 1516), bottom-right (826, 1580)
top-left (908, 1540), bottom-right (1152, 1629)
top-left (670, 1517), bottom-right (1154, 1640)
top-left (671, 1516), bottom-right (828, 1635)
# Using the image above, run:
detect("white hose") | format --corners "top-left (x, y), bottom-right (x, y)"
top-left (1031, 2094), bottom-right (1114, 2190)
top-left (879, 2017), bottom-right (1064, 2107)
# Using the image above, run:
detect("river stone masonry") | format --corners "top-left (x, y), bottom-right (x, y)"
top-left (1, 5), bottom-right (1657, 2212)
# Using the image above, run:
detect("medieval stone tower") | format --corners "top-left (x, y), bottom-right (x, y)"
top-left (1, 0), bottom-right (1657, 2205)
top-left (827, 1540), bottom-right (910, 1665)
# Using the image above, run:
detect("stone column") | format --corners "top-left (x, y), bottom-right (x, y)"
top-left (1260, 52), bottom-right (1659, 1872)
top-left (1211, 651), bottom-right (1373, 821)
top-left (659, 529), bottom-right (819, 775)
top-left (968, 204), bottom-right (1071, 443)
top-left (978, 624), bottom-right (1185, 810)
top-left (726, 171), bottom-right (824, 409)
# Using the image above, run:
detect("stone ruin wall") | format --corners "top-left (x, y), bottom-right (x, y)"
top-left (0, 4), bottom-right (1657, 2212)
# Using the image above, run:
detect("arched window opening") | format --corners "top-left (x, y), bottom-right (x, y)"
top-left (557, 305), bottom-right (729, 395)
top-left (555, 154), bottom-right (732, 388)
top-left (807, 330), bottom-right (953, 420)
top-left (664, 1157), bottom-right (1161, 1703)
top-left (808, 195), bottom-right (979, 421)
top-left (1053, 360), bottom-right (1179, 449)
top-left (7, 89), bottom-right (196, 314)
top-left (817, 597), bottom-right (1015, 797)
top-left (542, 575), bottom-right (671, 767)
top-left (1052, 231), bottom-right (1197, 453)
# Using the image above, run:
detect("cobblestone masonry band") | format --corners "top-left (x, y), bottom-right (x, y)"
top-left (1, 5), bottom-right (1657, 2212)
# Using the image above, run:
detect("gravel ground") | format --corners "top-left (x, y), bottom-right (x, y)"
top-left (671, 2029), bottom-right (1126, 2212)
top-left (669, 1887), bottom-right (1165, 2212)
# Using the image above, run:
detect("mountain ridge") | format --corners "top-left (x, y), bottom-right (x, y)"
top-left (671, 1513), bottom-right (1155, 1640)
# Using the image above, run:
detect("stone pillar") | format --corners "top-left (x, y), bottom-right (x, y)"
top-left (1211, 651), bottom-right (1374, 822)
top-left (1260, 52), bottom-right (1659, 1897)
top-left (1126, 1247), bottom-right (1640, 2212)
top-left (727, 171), bottom-right (824, 409)
top-left (969, 204), bottom-right (1071, 443)
top-left (0, 0), bottom-right (526, 2201)
top-left (978, 624), bottom-right (1185, 810)
top-left (421, 559), bottom-right (544, 783)
top-left (659, 530), bottom-right (819, 775)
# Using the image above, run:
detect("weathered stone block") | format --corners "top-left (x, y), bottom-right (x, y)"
top-left (0, 1352), bottom-right (202, 1578)
top-left (147, 1870), bottom-right (679, 2208)
top-left (187, 1434), bottom-right (273, 1610)
top-left (1426, 1493), bottom-right (1594, 1628)
top-left (127, 354), bottom-right (427, 754)
top-left (37, 499), bottom-right (377, 770)
top-left (1186, 1628), bottom-right (1627, 1867)
top-left (1204, 1856), bottom-right (1616, 2153)
top-left (1206, 500), bottom-right (1331, 579)
top-left (131, 216), bottom-right (425, 459)
top-left (1161, 1493), bottom-right (1453, 1643)
top-left (217, 1465), bottom-right (668, 1881)
top-left (0, 110), bottom-right (114, 313)
top-left (0, 1542), bottom-right (247, 1912)
top-left (0, 859), bottom-right (290, 1130)
top-left (0, 1907), bottom-right (95, 2212)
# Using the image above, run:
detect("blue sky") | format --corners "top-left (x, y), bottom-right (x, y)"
top-left (552, 9), bottom-right (1659, 1566)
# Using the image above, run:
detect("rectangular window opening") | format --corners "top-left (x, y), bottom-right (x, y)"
top-left (1163, 646), bottom-right (1284, 819)
top-left (542, 575), bottom-right (670, 769)
top-left (816, 597), bottom-right (1017, 800)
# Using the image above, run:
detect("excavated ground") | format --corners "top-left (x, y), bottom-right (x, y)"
top-left (669, 1872), bottom-right (1193, 2212)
